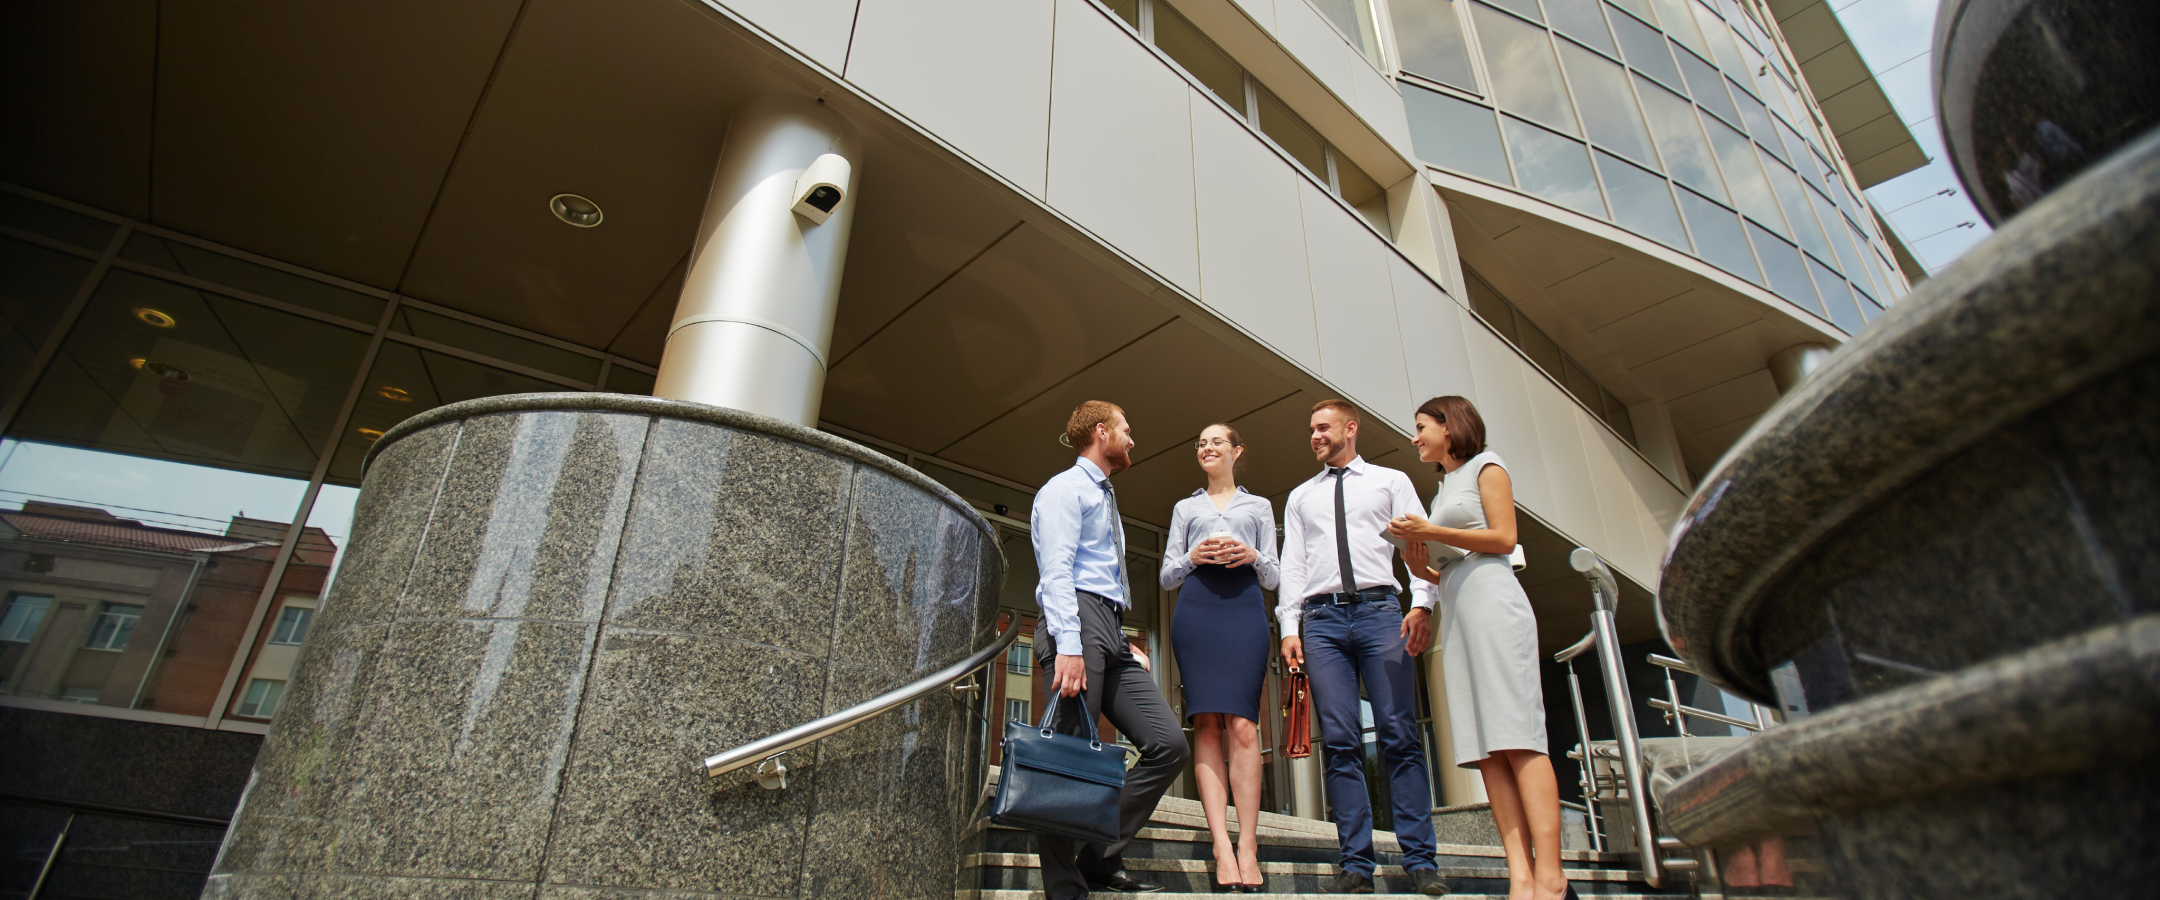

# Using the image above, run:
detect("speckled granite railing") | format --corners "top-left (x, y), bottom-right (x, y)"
top-left (1646, 123), bottom-right (2160, 899)
top-left (204, 393), bottom-right (1004, 900)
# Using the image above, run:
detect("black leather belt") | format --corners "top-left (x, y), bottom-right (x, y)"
top-left (1305, 587), bottom-right (1397, 607)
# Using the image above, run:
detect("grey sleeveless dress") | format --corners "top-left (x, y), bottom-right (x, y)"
top-left (1433, 451), bottom-right (1548, 767)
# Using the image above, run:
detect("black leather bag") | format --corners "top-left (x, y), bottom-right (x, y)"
top-left (991, 694), bottom-right (1126, 844)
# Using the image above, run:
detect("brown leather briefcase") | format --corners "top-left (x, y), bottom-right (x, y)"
top-left (1281, 666), bottom-right (1312, 759)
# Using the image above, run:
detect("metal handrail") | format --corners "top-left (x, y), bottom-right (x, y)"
top-left (701, 614), bottom-right (1020, 779)
top-left (1556, 548), bottom-right (1671, 887)
top-left (1648, 698), bottom-right (1762, 732)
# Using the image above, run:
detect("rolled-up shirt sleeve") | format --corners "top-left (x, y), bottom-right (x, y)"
top-left (1392, 473), bottom-right (1439, 613)
top-left (1032, 477), bottom-right (1086, 656)
top-left (1276, 485), bottom-right (1310, 638)
top-left (1159, 501), bottom-right (1196, 590)
top-left (1252, 500), bottom-right (1282, 592)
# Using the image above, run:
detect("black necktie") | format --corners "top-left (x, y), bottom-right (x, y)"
top-left (1331, 467), bottom-right (1356, 594)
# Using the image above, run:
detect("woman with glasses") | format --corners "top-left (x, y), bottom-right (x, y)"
top-left (1160, 423), bottom-right (1280, 892)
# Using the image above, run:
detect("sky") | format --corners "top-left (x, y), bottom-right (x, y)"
top-left (1832, 0), bottom-right (1991, 276)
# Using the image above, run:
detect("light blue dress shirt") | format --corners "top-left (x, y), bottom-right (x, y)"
top-left (1159, 487), bottom-right (1281, 591)
top-left (1031, 457), bottom-right (1128, 656)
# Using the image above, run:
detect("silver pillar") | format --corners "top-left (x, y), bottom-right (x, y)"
top-left (1768, 343), bottom-right (1832, 395)
top-left (654, 94), bottom-right (863, 425)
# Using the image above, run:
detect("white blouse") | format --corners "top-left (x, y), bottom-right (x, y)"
top-left (1159, 487), bottom-right (1281, 590)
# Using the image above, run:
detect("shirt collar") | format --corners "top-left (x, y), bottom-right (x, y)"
top-left (1188, 486), bottom-right (1254, 498)
top-left (1319, 455), bottom-right (1368, 477)
top-left (1074, 456), bottom-right (1109, 485)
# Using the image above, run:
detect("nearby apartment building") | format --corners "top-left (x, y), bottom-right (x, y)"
top-left (0, 0), bottom-right (1921, 890)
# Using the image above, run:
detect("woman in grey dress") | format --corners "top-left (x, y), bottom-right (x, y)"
top-left (1388, 396), bottom-right (1573, 900)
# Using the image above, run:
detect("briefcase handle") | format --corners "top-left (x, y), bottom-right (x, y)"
top-left (1036, 692), bottom-right (1104, 751)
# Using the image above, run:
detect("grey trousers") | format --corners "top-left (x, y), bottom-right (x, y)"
top-left (1033, 592), bottom-right (1191, 900)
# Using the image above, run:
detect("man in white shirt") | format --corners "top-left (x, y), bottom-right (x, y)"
top-left (1277, 400), bottom-right (1446, 895)
top-left (1032, 401), bottom-right (1189, 898)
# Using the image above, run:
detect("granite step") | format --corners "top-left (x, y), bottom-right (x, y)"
top-left (960, 850), bottom-right (1663, 895)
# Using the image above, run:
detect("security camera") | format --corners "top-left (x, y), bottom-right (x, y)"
top-left (792, 153), bottom-right (851, 225)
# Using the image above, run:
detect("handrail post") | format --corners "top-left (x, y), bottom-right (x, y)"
top-left (1563, 659), bottom-right (1604, 852)
top-left (1570, 548), bottom-right (1663, 889)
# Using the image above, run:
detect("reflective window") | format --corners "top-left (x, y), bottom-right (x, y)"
top-left (1676, 45), bottom-right (1740, 128)
top-left (1611, 13), bottom-right (1686, 97)
top-left (1, 237), bottom-right (96, 404)
top-left (1313, 0), bottom-right (1387, 66)
top-left (122, 233), bottom-right (386, 326)
top-left (1154, 2), bottom-right (1245, 110)
top-left (1733, 88), bottom-right (1782, 158)
top-left (1807, 257), bottom-right (1865, 334)
top-left (1674, 188), bottom-right (1763, 284)
top-left (1472, 3), bottom-right (1581, 136)
top-left (1596, 150), bottom-right (1690, 250)
top-left (85, 603), bottom-right (143, 651)
top-left (1757, 147), bottom-right (1837, 265)
top-left (1405, 85), bottom-right (1515, 184)
top-left (1689, 0), bottom-right (1744, 74)
top-left (1855, 290), bottom-right (1886, 324)
top-left (1503, 117), bottom-right (1608, 218)
top-left (268, 605), bottom-right (313, 645)
top-left (1558, 41), bottom-right (1657, 169)
top-left (236, 677), bottom-right (285, 718)
top-left (1482, 0), bottom-right (1544, 24)
top-left (1701, 112), bottom-right (1785, 236)
top-left (1, 593), bottom-right (52, 642)
top-left (1257, 86), bottom-right (1329, 178)
top-left (1390, 0), bottom-right (1481, 91)
top-left (1811, 185), bottom-right (1867, 278)
top-left (1336, 157), bottom-right (1394, 236)
top-left (9, 268), bottom-right (372, 480)
top-left (390, 305), bottom-right (600, 385)
top-left (1101, 0), bottom-right (1140, 28)
top-left (1635, 78), bottom-right (1725, 201)
top-left (1606, 0), bottom-right (1655, 24)
top-left (327, 340), bottom-right (567, 484)
top-left (1746, 221), bottom-right (1825, 316)
top-left (1544, 0), bottom-right (1617, 56)
top-left (1647, 0), bottom-right (1706, 57)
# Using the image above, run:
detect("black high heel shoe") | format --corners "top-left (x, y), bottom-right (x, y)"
top-left (1562, 885), bottom-right (1580, 900)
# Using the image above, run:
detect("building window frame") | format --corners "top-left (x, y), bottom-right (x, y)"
top-left (83, 602), bottom-right (143, 652)
top-left (267, 605), bottom-right (314, 646)
top-left (236, 678), bottom-right (286, 719)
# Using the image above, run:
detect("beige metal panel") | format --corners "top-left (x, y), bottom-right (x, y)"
top-left (1625, 317), bottom-right (1807, 399)
top-left (1230, 0), bottom-right (1277, 30)
top-left (0, 1), bottom-right (156, 219)
top-left (1664, 368), bottom-right (1780, 436)
top-left (1191, 94), bottom-right (1323, 371)
top-left (818, 223), bottom-right (1173, 452)
top-left (847, 0), bottom-right (1056, 197)
top-left (1272, 0), bottom-right (1359, 108)
top-left (1300, 180), bottom-right (1414, 434)
top-left (712, 0), bottom-right (859, 70)
top-left (1046, 0), bottom-right (1202, 294)
top-left (1590, 288), bottom-right (1767, 369)
top-left (1387, 255), bottom-right (1478, 407)
top-left (1350, 58), bottom-right (1416, 160)
top-left (397, 0), bottom-right (799, 346)
top-left (1543, 257), bottom-right (1695, 332)
top-left (1521, 371), bottom-right (1611, 557)
top-left (151, 0), bottom-right (524, 288)
top-left (1491, 227), bottom-right (1614, 289)
top-left (1612, 435), bottom-right (1687, 534)
top-left (942, 318), bottom-right (1298, 513)
top-left (826, 151), bottom-right (1026, 361)
top-left (1579, 416), bottom-right (1658, 588)
top-left (1457, 322), bottom-right (1558, 518)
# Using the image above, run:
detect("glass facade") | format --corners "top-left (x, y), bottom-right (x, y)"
top-left (0, 187), bottom-right (659, 728)
top-left (1395, 0), bottom-right (1910, 335)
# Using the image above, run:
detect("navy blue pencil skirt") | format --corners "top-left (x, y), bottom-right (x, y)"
top-left (1170, 563), bottom-right (1270, 723)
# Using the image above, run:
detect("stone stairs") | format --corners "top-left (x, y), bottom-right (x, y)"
top-left (960, 795), bottom-right (1695, 899)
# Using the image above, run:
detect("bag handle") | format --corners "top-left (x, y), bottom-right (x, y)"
top-left (1036, 692), bottom-right (1105, 750)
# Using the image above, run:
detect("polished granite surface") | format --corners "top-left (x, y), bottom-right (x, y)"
top-left (1657, 129), bottom-right (2160, 706)
top-left (211, 395), bottom-right (1004, 899)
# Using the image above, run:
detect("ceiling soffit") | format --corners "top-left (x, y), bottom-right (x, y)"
top-left (1764, 0), bottom-right (1927, 188)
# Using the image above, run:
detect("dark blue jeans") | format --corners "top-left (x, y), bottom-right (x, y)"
top-left (1302, 595), bottom-right (1438, 876)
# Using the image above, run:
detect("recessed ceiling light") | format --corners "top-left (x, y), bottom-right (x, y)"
top-left (356, 428), bottom-right (386, 442)
top-left (128, 357), bottom-right (147, 369)
top-left (378, 386), bottom-right (412, 402)
top-left (550, 193), bottom-right (603, 228)
top-left (134, 307), bottom-right (177, 328)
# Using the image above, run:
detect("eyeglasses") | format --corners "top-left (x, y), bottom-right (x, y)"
top-left (1194, 438), bottom-right (1235, 450)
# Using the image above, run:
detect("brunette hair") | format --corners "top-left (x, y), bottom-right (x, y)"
top-left (1065, 400), bottom-right (1125, 450)
top-left (1311, 398), bottom-right (1362, 425)
top-left (1200, 422), bottom-right (1244, 473)
top-left (1415, 396), bottom-right (1487, 470)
